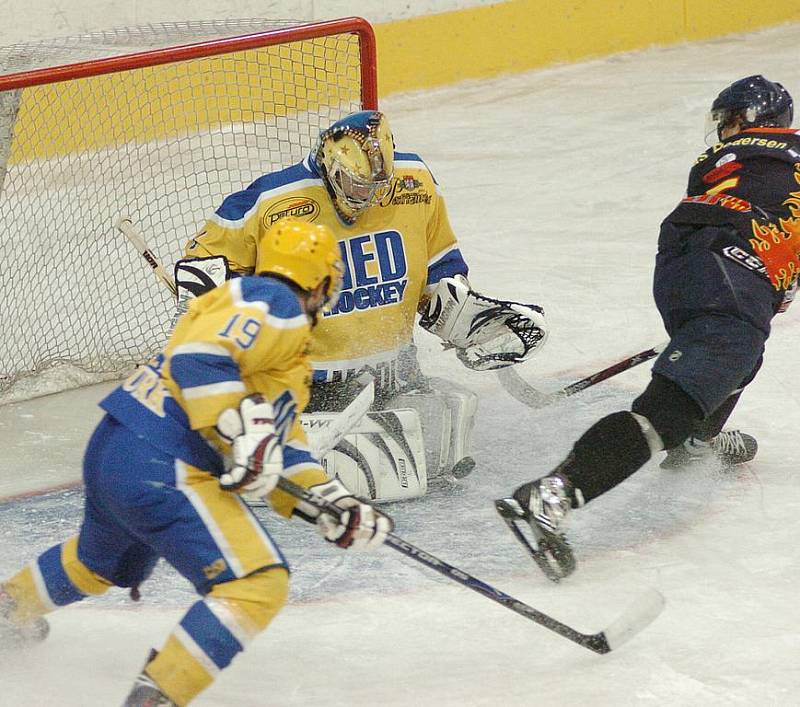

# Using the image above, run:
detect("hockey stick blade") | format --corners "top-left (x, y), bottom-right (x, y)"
top-left (277, 477), bottom-right (664, 653)
top-left (495, 367), bottom-right (557, 408)
top-left (496, 342), bottom-right (668, 410)
top-left (601, 588), bottom-right (665, 652)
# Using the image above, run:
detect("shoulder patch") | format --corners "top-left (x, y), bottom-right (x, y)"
top-left (216, 162), bottom-right (318, 222)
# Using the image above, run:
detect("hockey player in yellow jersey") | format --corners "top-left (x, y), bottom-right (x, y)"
top-left (0, 218), bottom-right (392, 706)
top-left (177, 110), bottom-right (549, 502)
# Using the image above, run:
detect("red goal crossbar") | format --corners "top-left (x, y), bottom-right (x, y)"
top-left (0, 16), bottom-right (378, 108)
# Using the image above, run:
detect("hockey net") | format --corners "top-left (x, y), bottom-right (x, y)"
top-left (0, 17), bottom-right (377, 402)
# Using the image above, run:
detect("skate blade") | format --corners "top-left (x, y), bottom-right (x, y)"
top-left (495, 499), bottom-right (575, 582)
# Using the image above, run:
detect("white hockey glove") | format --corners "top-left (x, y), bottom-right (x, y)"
top-left (216, 394), bottom-right (283, 498)
top-left (307, 479), bottom-right (394, 550)
top-left (419, 275), bottom-right (548, 371)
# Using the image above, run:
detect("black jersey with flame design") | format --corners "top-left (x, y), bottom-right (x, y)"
top-left (664, 128), bottom-right (800, 291)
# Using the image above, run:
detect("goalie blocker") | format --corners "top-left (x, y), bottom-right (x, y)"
top-left (171, 255), bottom-right (230, 327)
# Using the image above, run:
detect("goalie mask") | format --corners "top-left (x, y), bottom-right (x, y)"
top-left (256, 217), bottom-right (344, 314)
top-left (313, 111), bottom-right (395, 223)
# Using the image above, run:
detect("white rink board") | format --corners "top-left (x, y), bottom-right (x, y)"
top-left (0, 0), bottom-right (496, 46)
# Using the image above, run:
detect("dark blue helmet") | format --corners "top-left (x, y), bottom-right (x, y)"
top-left (706, 75), bottom-right (793, 144)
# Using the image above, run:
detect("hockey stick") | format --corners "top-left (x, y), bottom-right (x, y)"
top-left (496, 342), bottom-right (668, 410)
top-left (277, 476), bottom-right (664, 653)
top-left (117, 217), bottom-right (178, 297)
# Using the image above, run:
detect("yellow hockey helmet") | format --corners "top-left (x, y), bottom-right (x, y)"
top-left (256, 217), bottom-right (343, 309)
top-left (313, 110), bottom-right (395, 223)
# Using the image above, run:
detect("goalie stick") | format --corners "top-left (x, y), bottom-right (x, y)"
top-left (496, 342), bottom-right (668, 410)
top-left (116, 217), bottom-right (178, 297)
top-left (278, 476), bottom-right (664, 653)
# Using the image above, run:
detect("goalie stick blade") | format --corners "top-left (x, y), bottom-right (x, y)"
top-left (494, 498), bottom-right (575, 582)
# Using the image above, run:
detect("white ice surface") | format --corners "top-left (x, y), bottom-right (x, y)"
top-left (2, 22), bottom-right (800, 706)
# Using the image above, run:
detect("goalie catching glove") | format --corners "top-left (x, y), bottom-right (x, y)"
top-left (298, 479), bottom-right (394, 550)
top-left (419, 275), bottom-right (548, 370)
top-left (216, 394), bottom-right (283, 498)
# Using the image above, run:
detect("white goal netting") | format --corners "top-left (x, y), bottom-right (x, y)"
top-left (0, 18), bottom-right (374, 402)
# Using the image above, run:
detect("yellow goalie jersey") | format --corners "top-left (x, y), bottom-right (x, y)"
top-left (185, 152), bottom-right (469, 385)
top-left (100, 275), bottom-right (327, 516)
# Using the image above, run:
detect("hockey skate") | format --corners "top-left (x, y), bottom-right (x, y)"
top-left (0, 584), bottom-right (49, 651)
top-left (495, 475), bottom-right (576, 582)
top-left (660, 430), bottom-right (757, 470)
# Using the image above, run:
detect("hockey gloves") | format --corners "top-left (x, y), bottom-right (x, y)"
top-left (216, 394), bottom-right (283, 498)
top-left (420, 275), bottom-right (549, 371)
top-left (308, 479), bottom-right (394, 550)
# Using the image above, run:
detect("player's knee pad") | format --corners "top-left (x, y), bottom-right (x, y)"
top-left (631, 374), bottom-right (703, 449)
top-left (309, 408), bottom-right (428, 502)
top-left (387, 376), bottom-right (478, 478)
top-left (60, 536), bottom-right (115, 597)
top-left (208, 567), bottom-right (289, 633)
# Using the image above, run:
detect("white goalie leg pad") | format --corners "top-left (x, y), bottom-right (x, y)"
top-left (385, 377), bottom-right (477, 478)
top-left (301, 409), bottom-right (427, 502)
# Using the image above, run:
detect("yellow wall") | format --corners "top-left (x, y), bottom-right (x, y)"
top-left (374, 0), bottom-right (800, 95)
top-left (5, 3), bottom-right (799, 159)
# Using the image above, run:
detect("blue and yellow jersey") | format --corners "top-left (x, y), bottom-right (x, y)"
top-left (100, 275), bottom-right (327, 515)
top-left (185, 152), bottom-right (469, 383)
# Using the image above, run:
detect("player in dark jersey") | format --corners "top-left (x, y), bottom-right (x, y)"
top-left (495, 75), bottom-right (799, 581)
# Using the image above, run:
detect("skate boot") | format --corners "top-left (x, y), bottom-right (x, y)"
top-left (661, 430), bottom-right (757, 470)
top-left (495, 474), bottom-right (576, 582)
top-left (123, 660), bottom-right (176, 707)
top-left (0, 584), bottom-right (49, 651)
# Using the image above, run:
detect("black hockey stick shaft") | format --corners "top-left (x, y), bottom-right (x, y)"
top-left (277, 477), bottom-right (662, 653)
top-left (559, 342), bottom-right (668, 397)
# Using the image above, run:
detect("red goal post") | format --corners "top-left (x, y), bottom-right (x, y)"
top-left (0, 17), bottom-right (377, 402)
